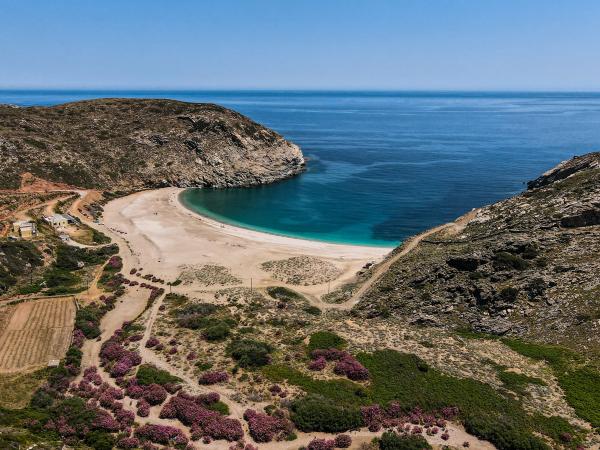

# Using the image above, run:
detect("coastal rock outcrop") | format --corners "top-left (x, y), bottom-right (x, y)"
top-left (0, 99), bottom-right (305, 189)
top-left (355, 152), bottom-right (600, 351)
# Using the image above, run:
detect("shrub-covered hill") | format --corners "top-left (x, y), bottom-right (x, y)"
top-left (0, 99), bottom-right (305, 189)
top-left (355, 152), bottom-right (600, 351)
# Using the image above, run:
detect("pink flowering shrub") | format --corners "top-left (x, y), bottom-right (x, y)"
top-left (100, 339), bottom-right (142, 378)
top-left (333, 354), bottom-right (369, 381)
top-left (160, 392), bottom-right (243, 441)
top-left (361, 404), bottom-right (385, 432)
top-left (441, 431), bottom-right (450, 440)
top-left (126, 384), bottom-right (144, 399)
top-left (117, 436), bottom-right (140, 449)
top-left (334, 434), bottom-right (352, 448)
top-left (135, 423), bottom-right (188, 445)
top-left (92, 409), bottom-right (120, 432)
top-left (142, 383), bottom-right (168, 405)
top-left (83, 366), bottom-right (103, 385)
top-left (308, 356), bottom-right (327, 371)
top-left (441, 406), bottom-right (459, 419)
top-left (115, 408), bottom-right (135, 426)
top-left (243, 409), bottom-right (294, 442)
top-left (107, 255), bottom-right (123, 270)
top-left (198, 371), bottom-right (229, 385)
top-left (310, 348), bottom-right (347, 361)
top-left (145, 337), bottom-right (160, 348)
top-left (307, 438), bottom-right (335, 450)
top-left (137, 399), bottom-right (150, 417)
top-left (72, 329), bottom-right (85, 348)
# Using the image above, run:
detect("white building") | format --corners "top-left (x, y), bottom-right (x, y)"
top-left (44, 214), bottom-right (76, 228)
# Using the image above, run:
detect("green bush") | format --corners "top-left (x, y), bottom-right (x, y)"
top-left (226, 339), bottom-right (273, 368)
top-left (307, 331), bottom-right (346, 354)
top-left (55, 244), bottom-right (117, 270)
top-left (164, 292), bottom-right (188, 307)
top-left (136, 364), bottom-right (181, 386)
top-left (266, 286), bottom-right (304, 301)
top-left (18, 282), bottom-right (43, 295)
top-left (498, 370), bottom-right (545, 395)
top-left (44, 267), bottom-right (79, 288)
top-left (498, 287), bottom-right (519, 302)
top-left (90, 229), bottom-right (111, 245)
top-left (379, 431), bottom-right (432, 450)
top-left (207, 400), bottom-right (230, 415)
top-left (263, 365), bottom-right (365, 406)
top-left (290, 395), bottom-right (361, 433)
top-left (303, 306), bottom-right (322, 316)
top-left (493, 252), bottom-right (529, 271)
top-left (75, 305), bottom-right (102, 338)
top-left (202, 322), bottom-right (231, 341)
top-left (85, 430), bottom-right (115, 450)
top-left (65, 347), bottom-right (82, 368)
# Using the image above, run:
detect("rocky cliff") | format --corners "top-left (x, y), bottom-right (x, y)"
top-left (0, 99), bottom-right (305, 190)
top-left (355, 152), bottom-right (600, 351)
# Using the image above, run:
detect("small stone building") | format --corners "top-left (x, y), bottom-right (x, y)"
top-left (12, 220), bottom-right (37, 238)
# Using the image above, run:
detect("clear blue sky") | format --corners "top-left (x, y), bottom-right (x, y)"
top-left (1, 0), bottom-right (599, 90)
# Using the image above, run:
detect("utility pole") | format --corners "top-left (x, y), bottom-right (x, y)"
top-left (250, 277), bottom-right (253, 293)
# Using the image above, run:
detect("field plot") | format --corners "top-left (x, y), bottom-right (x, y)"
top-left (0, 298), bottom-right (75, 372)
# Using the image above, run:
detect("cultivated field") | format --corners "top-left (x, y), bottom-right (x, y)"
top-left (0, 297), bottom-right (76, 372)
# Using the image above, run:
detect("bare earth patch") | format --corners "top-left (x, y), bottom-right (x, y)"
top-left (178, 264), bottom-right (242, 286)
top-left (261, 255), bottom-right (342, 285)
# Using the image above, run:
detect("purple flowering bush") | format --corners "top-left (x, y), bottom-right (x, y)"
top-left (334, 434), bottom-right (352, 448)
top-left (307, 438), bottom-right (335, 450)
top-left (135, 423), bottom-right (188, 445)
top-left (160, 392), bottom-right (243, 441)
top-left (333, 354), bottom-right (369, 381)
top-left (243, 409), bottom-right (294, 442)
top-left (142, 383), bottom-right (168, 405)
top-left (198, 370), bottom-right (229, 385)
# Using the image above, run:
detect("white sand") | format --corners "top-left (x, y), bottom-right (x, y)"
top-left (102, 188), bottom-right (391, 298)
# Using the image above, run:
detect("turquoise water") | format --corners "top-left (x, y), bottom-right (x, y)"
top-left (3, 90), bottom-right (600, 246)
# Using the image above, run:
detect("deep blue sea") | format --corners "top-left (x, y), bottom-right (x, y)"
top-left (2, 90), bottom-right (600, 246)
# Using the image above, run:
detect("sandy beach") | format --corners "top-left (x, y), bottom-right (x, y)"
top-left (102, 188), bottom-right (392, 300)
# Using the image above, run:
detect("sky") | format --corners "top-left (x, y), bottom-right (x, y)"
top-left (1, 0), bottom-right (599, 90)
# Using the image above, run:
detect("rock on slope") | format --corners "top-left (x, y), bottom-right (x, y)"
top-left (356, 152), bottom-right (600, 351)
top-left (0, 99), bottom-right (304, 189)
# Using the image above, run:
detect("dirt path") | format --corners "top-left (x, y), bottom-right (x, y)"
top-left (12, 193), bottom-right (72, 221)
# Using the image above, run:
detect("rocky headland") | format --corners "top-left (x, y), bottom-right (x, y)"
top-left (0, 98), bottom-right (305, 190)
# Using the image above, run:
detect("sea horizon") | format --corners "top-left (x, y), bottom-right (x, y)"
top-left (3, 89), bottom-right (600, 246)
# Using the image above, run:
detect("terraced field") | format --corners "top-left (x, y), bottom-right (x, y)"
top-left (0, 298), bottom-right (75, 372)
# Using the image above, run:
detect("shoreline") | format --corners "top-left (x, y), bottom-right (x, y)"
top-left (101, 188), bottom-right (391, 298)
top-left (178, 188), bottom-right (398, 249)
top-left (174, 188), bottom-right (396, 253)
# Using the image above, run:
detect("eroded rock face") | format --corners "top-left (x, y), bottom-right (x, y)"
top-left (356, 152), bottom-right (600, 351)
top-left (527, 151), bottom-right (600, 189)
top-left (0, 99), bottom-right (305, 189)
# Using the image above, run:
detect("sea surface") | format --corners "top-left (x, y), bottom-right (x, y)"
top-left (3, 90), bottom-right (600, 246)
